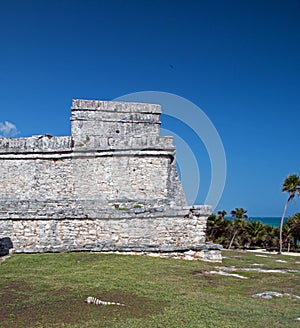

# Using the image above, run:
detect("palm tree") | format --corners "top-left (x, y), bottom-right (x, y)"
top-left (206, 213), bottom-right (228, 243)
top-left (264, 224), bottom-right (279, 250)
top-left (217, 210), bottom-right (227, 220)
top-left (279, 174), bottom-right (300, 254)
top-left (206, 214), bottom-right (218, 241)
top-left (287, 213), bottom-right (300, 250)
top-left (228, 208), bottom-right (248, 249)
top-left (245, 221), bottom-right (266, 247)
top-left (230, 208), bottom-right (248, 220)
top-left (282, 223), bottom-right (293, 252)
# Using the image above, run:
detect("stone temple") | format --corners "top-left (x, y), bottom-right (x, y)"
top-left (0, 99), bottom-right (221, 261)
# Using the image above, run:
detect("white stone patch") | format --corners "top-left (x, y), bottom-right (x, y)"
top-left (0, 255), bottom-right (10, 263)
top-left (251, 263), bottom-right (264, 266)
top-left (209, 270), bottom-right (249, 279)
top-left (252, 291), bottom-right (300, 300)
top-left (215, 266), bottom-right (300, 274)
top-left (255, 254), bottom-right (270, 258)
top-left (275, 259), bottom-right (287, 263)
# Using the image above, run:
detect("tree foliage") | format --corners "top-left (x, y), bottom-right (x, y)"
top-left (206, 172), bottom-right (300, 252)
top-left (279, 174), bottom-right (300, 253)
top-left (206, 209), bottom-right (299, 251)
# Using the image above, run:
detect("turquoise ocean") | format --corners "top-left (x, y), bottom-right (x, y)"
top-left (226, 217), bottom-right (283, 227)
top-left (251, 217), bottom-right (282, 227)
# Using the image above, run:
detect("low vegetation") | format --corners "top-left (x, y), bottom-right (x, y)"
top-left (206, 209), bottom-right (300, 251)
top-left (1, 251), bottom-right (300, 327)
top-left (207, 173), bottom-right (300, 252)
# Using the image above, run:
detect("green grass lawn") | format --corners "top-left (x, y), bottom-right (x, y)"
top-left (1, 250), bottom-right (299, 328)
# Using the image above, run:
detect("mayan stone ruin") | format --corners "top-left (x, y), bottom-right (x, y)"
top-left (0, 99), bottom-right (221, 261)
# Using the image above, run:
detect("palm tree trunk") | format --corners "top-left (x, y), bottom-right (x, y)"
top-left (279, 198), bottom-right (289, 254)
top-left (228, 230), bottom-right (238, 249)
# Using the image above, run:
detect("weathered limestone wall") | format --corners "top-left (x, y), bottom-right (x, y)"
top-left (0, 206), bottom-right (207, 251)
top-left (0, 157), bottom-right (72, 200)
top-left (0, 202), bottom-right (221, 261)
top-left (0, 99), bottom-right (222, 262)
top-left (71, 100), bottom-right (161, 148)
top-left (0, 155), bottom-right (172, 205)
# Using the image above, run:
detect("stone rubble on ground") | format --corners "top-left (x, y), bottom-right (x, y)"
top-left (255, 254), bottom-right (271, 258)
top-left (252, 291), bottom-right (300, 300)
top-left (0, 255), bottom-right (10, 263)
top-left (209, 270), bottom-right (249, 279)
top-left (215, 266), bottom-right (300, 274)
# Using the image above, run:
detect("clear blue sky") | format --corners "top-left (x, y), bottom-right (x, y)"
top-left (0, 0), bottom-right (299, 217)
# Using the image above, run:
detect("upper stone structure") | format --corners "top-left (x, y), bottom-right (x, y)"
top-left (0, 99), bottom-right (221, 261)
top-left (0, 100), bottom-right (186, 208)
top-left (71, 100), bottom-right (162, 148)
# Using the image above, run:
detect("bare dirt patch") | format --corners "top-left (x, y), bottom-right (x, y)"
top-left (0, 283), bottom-right (165, 328)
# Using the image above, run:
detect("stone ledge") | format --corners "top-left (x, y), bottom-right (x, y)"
top-left (13, 243), bottom-right (222, 253)
top-left (0, 148), bottom-right (176, 160)
top-left (0, 205), bottom-right (211, 220)
top-left (71, 99), bottom-right (161, 114)
top-left (12, 243), bottom-right (222, 262)
top-left (0, 136), bottom-right (72, 153)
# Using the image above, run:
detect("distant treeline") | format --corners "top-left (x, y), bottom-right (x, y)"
top-left (206, 209), bottom-right (300, 252)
